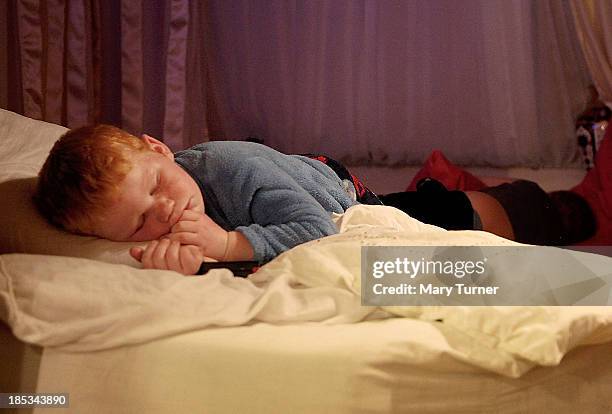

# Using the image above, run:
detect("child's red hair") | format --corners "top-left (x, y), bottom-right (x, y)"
top-left (34, 124), bottom-right (148, 233)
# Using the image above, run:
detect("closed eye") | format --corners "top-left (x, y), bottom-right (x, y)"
top-left (150, 172), bottom-right (160, 195)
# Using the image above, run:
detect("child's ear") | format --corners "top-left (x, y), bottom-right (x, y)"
top-left (142, 134), bottom-right (174, 160)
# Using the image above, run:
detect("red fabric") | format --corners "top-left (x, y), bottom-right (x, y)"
top-left (406, 150), bottom-right (487, 191)
top-left (571, 126), bottom-right (612, 245)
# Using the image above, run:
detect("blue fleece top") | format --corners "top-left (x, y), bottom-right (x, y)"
top-left (174, 141), bottom-right (357, 262)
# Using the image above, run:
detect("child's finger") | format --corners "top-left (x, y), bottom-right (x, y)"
top-left (141, 240), bottom-right (159, 269)
top-left (171, 219), bottom-right (203, 234)
top-left (180, 245), bottom-right (202, 275)
top-left (130, 247), bottom-right (144, 262)
top-left (179, 209), bottom-right (201, 221)
top-left (151, 238), bottom-right (171, 270)
top-left (166, 240), bottom-right (182, 273)
top-left (166, 231), bottom-right (200, 245)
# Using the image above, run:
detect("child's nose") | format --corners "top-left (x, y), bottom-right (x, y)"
top-left (154, 198), bottom-right (175, 222)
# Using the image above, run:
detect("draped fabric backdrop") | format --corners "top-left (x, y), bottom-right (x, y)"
top-left (205, 0), bottom-right (591, 166)
top-left (2, 0), bottom-right (209, 151)
top-left (0, 0), bottom-right (598, 166)
top-left (570, 0), bottom-right (612, 105)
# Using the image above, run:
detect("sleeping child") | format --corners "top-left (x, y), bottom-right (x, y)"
top-left (34, 125), bottom-right (362, 274)
top-left (34, 124), bottom-right (598, 275)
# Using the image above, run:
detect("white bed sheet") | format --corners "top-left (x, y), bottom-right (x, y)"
top-left (3, 205), bottom-right (612, 381)
top-left (31, 319), bottom-right (612, 414)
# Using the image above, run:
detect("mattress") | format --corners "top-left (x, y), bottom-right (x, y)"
top-left (1, 319), bottom-right (609, 413)
top-left (0, 322), bottom-right (41, 414)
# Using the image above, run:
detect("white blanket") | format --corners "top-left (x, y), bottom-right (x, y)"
top-left (2, 205), bottom-right (612, 378)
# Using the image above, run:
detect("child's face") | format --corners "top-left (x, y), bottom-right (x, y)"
top-left (90, 136), bottom-right (205, 242)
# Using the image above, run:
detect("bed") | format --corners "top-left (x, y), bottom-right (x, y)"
top-left (1, 108), bottom-right (612, 413)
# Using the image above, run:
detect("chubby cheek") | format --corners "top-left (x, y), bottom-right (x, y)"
top-left (178, 169), bottom-right (203, 210)
top-left (189, 182), bottom-right (205, 213)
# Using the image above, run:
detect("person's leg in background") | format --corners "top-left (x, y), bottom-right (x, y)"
top-left (378, 178), bottom-right (484, 232)
top-left (464, 191), bottom-right (514, 240)
top-left (379, 178), bottom-right (595, 245)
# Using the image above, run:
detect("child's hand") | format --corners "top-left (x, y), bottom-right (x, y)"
top-left (130, 239), bottom-right (203, 275)
top-left (166, 210), bottom-right (229, 260)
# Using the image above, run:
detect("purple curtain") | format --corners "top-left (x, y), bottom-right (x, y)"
top-left (3, 0), bottom-right (209, 151)
top-left (2, 0), bottom-right (594, 165)
top-left (570, 0), bottom-right (612, 105)
top-left (204, 0), bottom-right (591, 167)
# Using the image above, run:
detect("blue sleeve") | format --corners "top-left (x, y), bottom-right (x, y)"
top-left (233, 158), bottom-right (339, 262)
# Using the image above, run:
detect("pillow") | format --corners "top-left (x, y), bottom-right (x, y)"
top-left (0, 177), bottom-right (140, 265)
top-left (0, 109), bottom-right (142, 266)
top-left (0, 109), bottom-right (68, 182)
top-left (406, 150), bottom-right (487, 191)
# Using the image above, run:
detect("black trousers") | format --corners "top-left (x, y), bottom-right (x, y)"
top-left (378, 190), bottom-right (475, 231)
top-left (479, 180), bottom-right (565, 245)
